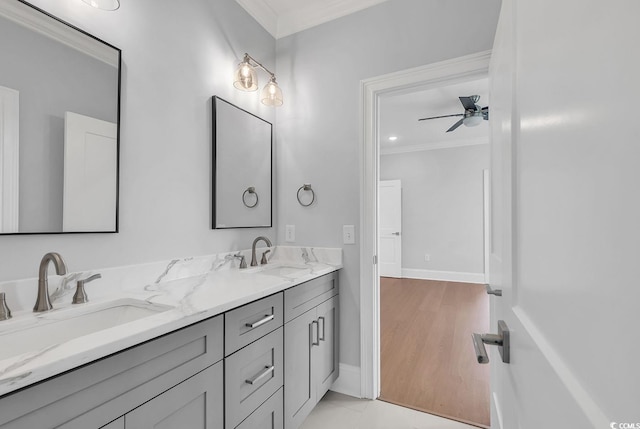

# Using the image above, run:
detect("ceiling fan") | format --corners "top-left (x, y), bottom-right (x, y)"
top-left (418, 95), bottom-right (489, 132)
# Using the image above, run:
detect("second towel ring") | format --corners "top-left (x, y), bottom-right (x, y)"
top-left (297, 184), bottom-right (315, 207)
top-left (242, 187), bottom-right (259, 208)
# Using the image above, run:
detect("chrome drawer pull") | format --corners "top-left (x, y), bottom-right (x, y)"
top-left (245, 365), bottom-right (275, 385)
top-left (245, 314), bottom-right (275, 329)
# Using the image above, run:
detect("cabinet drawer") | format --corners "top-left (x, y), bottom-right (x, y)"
top-left (284, 272), bottom-right (338, 322)
top-left (225, 327), bottom-right (283, 428)
top-left (235, 387), bottom-right (283, 429)
top-left (225, 293), bottom-right (283, 356)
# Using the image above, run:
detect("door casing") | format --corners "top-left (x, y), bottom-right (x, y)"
top-left (359, 51), bottom-right (492, 399)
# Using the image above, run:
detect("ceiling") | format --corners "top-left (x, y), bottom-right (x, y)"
top-left (235, 0), bottom-right (391, 39)
top-left (379, 78), bottom-right (489, 155)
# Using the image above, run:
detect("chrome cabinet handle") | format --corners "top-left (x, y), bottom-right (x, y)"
top-left (245, 314), bottom-right (274, 329)
top-left (391, 232), bottom-right (400, 236)
top-left (485, 284), bottom-right (502, 296)
top-left (245, 365), bottom-right (275, 385)
top-left (472, 320), bottom-right (510, 364)
top-left (318, 316), bottom-right (325, 341)
top-left (311, 320), bottom-right (320, 346)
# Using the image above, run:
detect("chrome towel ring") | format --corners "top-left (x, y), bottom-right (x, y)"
top-left (297, 184), bottom-right (315, 207)
top-left (242, 187), bottom-right (259, 208)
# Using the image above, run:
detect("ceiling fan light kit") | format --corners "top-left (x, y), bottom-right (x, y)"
top-left (418, 95), bottom-right (489, 132)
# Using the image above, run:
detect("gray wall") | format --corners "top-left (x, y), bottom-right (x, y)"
top-left (0, 15), bottom-right (118, 232)
top-left (380, 144), bottom-right (489, 274)
top-left (0, 0), bottom-right (276, 279)
top-left (275, 0), bottom-right (501, 368)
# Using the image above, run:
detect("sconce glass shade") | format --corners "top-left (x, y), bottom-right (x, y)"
top-left (234, 61), bottom-right (258, 92)
top-left (81, 0), bottom-right (120, 10)
top-left (261, 77), bottom-right (283, 107)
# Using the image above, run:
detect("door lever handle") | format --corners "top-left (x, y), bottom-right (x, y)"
top-left (485, 284), bottom-right (502, 296)
top-left (472, 320), bottom-right (510, 364)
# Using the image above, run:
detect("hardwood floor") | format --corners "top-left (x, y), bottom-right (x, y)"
top-left (379, 277), bottom-right (490, 428)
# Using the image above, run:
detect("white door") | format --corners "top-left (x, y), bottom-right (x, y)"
top-left (488, 0), bottom-right (639, 427)
top-left (379, 180), bottom-right (402, 278)
top-left (63, 112), bottom-right (117, 232)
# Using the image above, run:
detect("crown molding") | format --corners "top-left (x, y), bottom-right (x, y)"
top-left (236, 0), bottom-right (390, 39)
top-left (235, 0), bottom-right (278, 38)
top-left (0, 1), bottom-right (118, 67)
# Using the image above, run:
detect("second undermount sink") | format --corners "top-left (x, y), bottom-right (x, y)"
top-left (0, 299), bottom-right (173, 361)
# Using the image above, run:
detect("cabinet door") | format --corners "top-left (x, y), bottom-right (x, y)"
top-left (125, 361), bottom-right (223, 429)
top-left (314, 296), bottom-right (339, 400)
top-left (284, 309), bottom-right (318, 429)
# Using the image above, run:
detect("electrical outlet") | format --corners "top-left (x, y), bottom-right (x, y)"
top-left (285, 225), bottom-right (295, 242)
top-left (343, 225), bottom-right (355, 244)
top-left (424, 254), bottom-right (431, 262)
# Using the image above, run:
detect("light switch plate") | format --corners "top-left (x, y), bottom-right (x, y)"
top-left (285, 225), bottom-right (295, 242)
top-left (343, 225), bottom-right (355, 244)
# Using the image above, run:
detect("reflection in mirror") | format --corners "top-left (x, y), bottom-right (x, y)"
top-left (0, 0), bottom-right (120, 234)
top-left (212, 96), bottom-right (272, 229)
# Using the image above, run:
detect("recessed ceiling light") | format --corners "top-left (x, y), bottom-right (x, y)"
top-left (388, 136), bottom-right (398, 141)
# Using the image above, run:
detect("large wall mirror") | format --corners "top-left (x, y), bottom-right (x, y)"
top-left (0, 0), bottom-right (121, 234)
top-left (212, 96), bottom-right (272, 229)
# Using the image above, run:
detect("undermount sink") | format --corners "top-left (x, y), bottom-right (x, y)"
top-left (0, 299), bottom-right (173, 361)
top-left (259, 264), bottom-right (311, 279)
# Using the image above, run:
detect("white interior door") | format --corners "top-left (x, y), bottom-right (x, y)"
top-left (0, 86), bottom-right (19, 233)
top-left (488, 0), bottom-right (639, 427)
top-left (379, 180), bottom-right (402, 278)
top-left (63, 112), bottom-right (117, 232)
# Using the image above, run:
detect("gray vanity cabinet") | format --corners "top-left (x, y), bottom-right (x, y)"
top-left (284, 272), bottom-right (339, 429)
top-left (125, 361), bottom-right (223, 428)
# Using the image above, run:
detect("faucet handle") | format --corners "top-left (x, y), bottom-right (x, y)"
top-left (234, 253), bottom-right (247, 269)
top-left (261, 250), bottom-right (271, 265)
top-left (0, 293), bottom-right (11, 321)
top-left (73, 274), bottom-right (101, 304)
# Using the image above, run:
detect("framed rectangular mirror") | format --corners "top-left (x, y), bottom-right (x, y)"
top-left (212, 96), bottom-right (272, 229)
top-left (0, 0), bottom-right (121, 234)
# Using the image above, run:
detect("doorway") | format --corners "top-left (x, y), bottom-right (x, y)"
top-left (376, 78), bottom-right (491, 427)
top-left (358, 51), bottom-right (493, 425)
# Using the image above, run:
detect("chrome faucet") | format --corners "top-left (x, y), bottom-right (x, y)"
top-left (250, 236), bottom-right (272, 267)
top-left (34, 252), bottom-right (68, 312)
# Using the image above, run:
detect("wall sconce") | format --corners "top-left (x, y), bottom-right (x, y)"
top-left (234, 53), bottom-right (283, 107)
top-left (81, 0), bottom-right (120, 10)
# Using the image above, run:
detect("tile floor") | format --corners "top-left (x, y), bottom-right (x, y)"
top-left (300, 391), bottom-right (478, 429)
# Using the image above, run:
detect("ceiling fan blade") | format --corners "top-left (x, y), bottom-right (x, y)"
top-left (418, 113), bottom-right (464, 121)
top-left (446, 118), bottom-right (464, 132)
top-left (459, 96), bottom-right (478, 111)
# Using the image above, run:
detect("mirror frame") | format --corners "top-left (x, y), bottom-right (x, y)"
top-left (0, 0), bottom-right (121, 235)
top-left (212, 96), bottom-right (273, 229)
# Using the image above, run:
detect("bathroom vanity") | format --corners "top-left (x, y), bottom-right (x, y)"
top-left (0, 247), bottom-right (341, 429)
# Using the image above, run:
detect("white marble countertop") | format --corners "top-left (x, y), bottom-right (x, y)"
top-left (0, 246), bottom-right (342, 397)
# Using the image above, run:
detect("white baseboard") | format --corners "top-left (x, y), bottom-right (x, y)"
top-left (330, 363), bottom-right (361, 398)
top-left (401, 268), bottom-right (485, 284)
